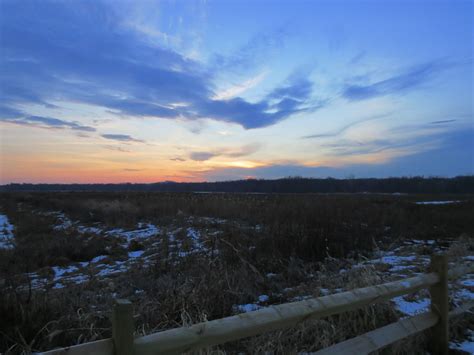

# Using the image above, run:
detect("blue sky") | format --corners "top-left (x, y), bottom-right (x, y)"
top-left (0, 0), bottom-right (472, 183)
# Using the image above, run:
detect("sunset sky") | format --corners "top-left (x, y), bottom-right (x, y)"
top-left (0, 0), bottom-right (472, 183)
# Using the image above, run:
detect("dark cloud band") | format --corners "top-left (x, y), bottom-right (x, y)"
top-left (0, 1), bottom-right (319, 129)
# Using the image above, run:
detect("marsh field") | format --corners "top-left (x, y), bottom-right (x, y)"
top-left (1, 191), bottom-right (474, 354)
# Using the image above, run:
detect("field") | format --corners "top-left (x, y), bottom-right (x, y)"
top-left (1, 192), bottom-right (474, 354)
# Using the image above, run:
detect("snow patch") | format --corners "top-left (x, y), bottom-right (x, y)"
top-left (128, 250), bottom-right (145, 258)
top-left (258, 294), bottom-right (269, 303)
top-left (392, 296), bottom-right (430, 316)
top-left (105, 223), bottom-right (160, 245)
top-left (52, 266), bottom-right (79, 281)
top-left (0, 214), bottom-right (15, 249)
top-left (460, 278), bottom-right (474, 287)
top-left (233, 303), bottom-right (261, 313)
top-left (450, 330), bottom-right (474, 354)
top-left (415, 200), bottom-right (461, 205)
top-left (91, 255), bottom-right (108, 263)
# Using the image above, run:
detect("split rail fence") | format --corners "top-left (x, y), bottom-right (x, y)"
top-left (39, 254), bottom-right (474, 355)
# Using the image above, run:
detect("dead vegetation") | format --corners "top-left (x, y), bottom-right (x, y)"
top-left (0, 192), bottom-right (473, 354)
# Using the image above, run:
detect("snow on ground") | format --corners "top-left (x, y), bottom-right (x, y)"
top-left (44, 211), bottom-right (103, 235)
top-left (368, 251), bottom-right (429, 273)
top-left (91, 255), bottom-right (108, 263)
top-left (128, 250), bottom-right (145, 258)
top-left (50, 212), bottom-right (75, 231)
top-left (0, 213), bottom-right (15, 249)
top-left (41, 253), bottom-right (149, 289)
top-left (354, 239), bottom-right (474, 320)
top-left (233, 303), bottom-right (262, 313)
top-left (186, 227), bottom-right (206, 252)
top-left (12, 209), bottom-right (474, 350)
top-left (451, 330), bottom-right (474, 354)
top-left (453, 288), bottom-right (474, 305)
top-left (52, 265), bottom-right (79, 281)
top-left (415, 200), bottom-right (461, 205)
top-left (392, 296), bottom-right (430, 316)
top-left (77, 225), bottom-right (103, 234)
top-left (460, 278), bottom-right (474, 287)
top-left (46, 211), bottom-right (161, 246)
top-left (95, 262), bottom-right (128, 277)
top-left (233, 295), bottom-right (271, 313)
top-left (15, 211), bottom-right (231, 290)
top-left (258, 294), bottom-right (269, 302)
top-left (105, 223), bottom-right (160, 246)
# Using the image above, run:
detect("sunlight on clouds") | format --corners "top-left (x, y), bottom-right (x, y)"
top-left (0, 0), bottom-right (472, 183)
top-left (217, 160), bottom-right (266, 169)
top-left (213, 71), bottom-right (268, 100)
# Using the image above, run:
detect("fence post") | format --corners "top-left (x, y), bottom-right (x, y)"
top-left (429, 254), bottom-right (449, 355)
top-left (112, 299), bottom-right (134, 355)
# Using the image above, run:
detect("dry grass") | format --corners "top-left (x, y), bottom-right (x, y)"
top-left (1, 192), bottom-right (473, 354)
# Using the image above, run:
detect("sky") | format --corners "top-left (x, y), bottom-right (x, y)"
top-left (0, 0), bottom-right (473, 183)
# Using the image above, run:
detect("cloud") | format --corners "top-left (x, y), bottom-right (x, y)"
top-left (225, 143), bottom-right (261, 157)
top-left (213, 71), bottom-right (267, 100)
top-left (1, 114), bottom-right (95, 132)
top-left (0, 105), bottom-right (23, 119)
top-left (268, 77), bottom-right (313, 101)
top-left (196, 76), bottom-right (323, 129)
top-left (430, 119), bottom-right (456, 125)
top-left (189, 143), bottom-right (261, 161)
top-left (320, 138), bottom-right (410, 157)
top-left (0, 2), bottom-right (314, 130)
top-left (211, 25), bottom-right (290, 72)
top-left (342, 61), bottom-right (449, 101)
top-left (349, 51), bottom-right (366, 65)
top-left (103, 145), bottom-right (131, 153)
top-left (123, 168), bottom-right (142, 172)
top-left (190, 152), bottom-right (217, 161)
top-left (101, 134), bottom-right (144, 143)
top-left (200, 129), bottom-right (474, 180)
top-left (170, 157), bottom-right (186, 162)
top-left (317, 120), bottom-right (470, 161)
top-left (303, 113), bottom-right (390, 139)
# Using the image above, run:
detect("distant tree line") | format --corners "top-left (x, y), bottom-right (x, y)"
top-left (1, 176), bottom-right (473, 193)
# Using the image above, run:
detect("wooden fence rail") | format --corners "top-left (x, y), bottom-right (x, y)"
top-left (39, 254), bottom-right (474, 355)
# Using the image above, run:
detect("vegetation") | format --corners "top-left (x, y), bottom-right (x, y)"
top-left (0, 191), bottom-right (473, 353)
top-left (1, 175), bottom-right (474, 193)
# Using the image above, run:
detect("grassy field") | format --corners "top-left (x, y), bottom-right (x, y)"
top-left (1, 192), bottom-right (473, 354)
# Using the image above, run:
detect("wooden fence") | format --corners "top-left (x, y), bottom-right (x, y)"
top-left (39, 254), bottom-right (474, 355)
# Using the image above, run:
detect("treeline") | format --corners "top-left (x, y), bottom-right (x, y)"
top-left (1, 176), bottom-right (473, 193)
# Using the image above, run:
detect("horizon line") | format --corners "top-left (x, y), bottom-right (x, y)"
top-left (1, 174), bottom-right (473, 186)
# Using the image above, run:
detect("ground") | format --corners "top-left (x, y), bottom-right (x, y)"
top-left (0, 192), bottom-right (473, 354)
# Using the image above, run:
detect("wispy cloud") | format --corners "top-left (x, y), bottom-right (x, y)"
top-left (212, 71), bottom-right (267, 100)
top-left (211, 25), bottom-right (290, 72)
top-left (189, 143), bottom-right (261, 161)
top-left (101, 134), bottom-right (144, 143)
top-left (303, 113), bottom-right (390, 139)
top-left (321, 138), bottom-right (410, 157)
top-left (0, 114), bottom-right (96, 132)
top-left (103, 145), bottom-right (132, 153)
top-left (430, 119), bottom-right (456, 125)
top-left (342, 61), bottom-right (450, 101)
